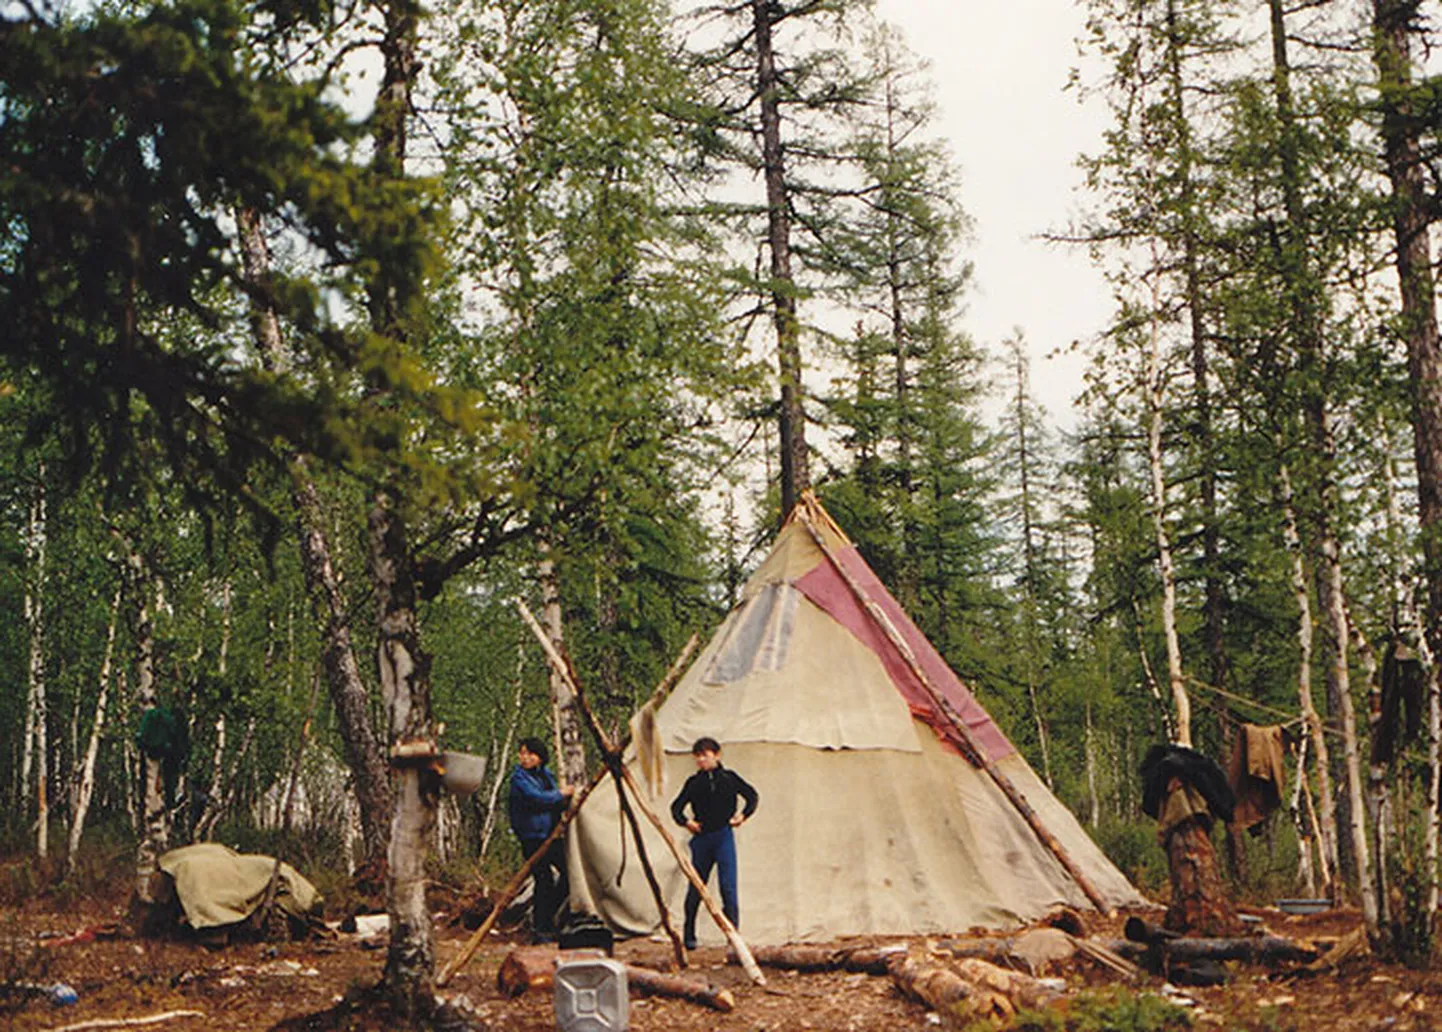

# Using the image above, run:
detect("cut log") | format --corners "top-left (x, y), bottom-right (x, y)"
top-left (498, 946), bottom-right (560, 998)
top-left (497, 947), bottom-right (736, 1011)
top-left (889, 954), bottom-right (1012, 1026)
top-left (750, 944), bottom-right (906, 975)
top-left (951, 958), bottom-right (1066, 1012)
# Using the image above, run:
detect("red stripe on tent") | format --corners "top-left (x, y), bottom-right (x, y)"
top-left (794, 546), bottom-right (1016, 764)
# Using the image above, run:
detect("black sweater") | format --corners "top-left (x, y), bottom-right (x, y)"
top-left (670, 765), bottom-right (759, 834)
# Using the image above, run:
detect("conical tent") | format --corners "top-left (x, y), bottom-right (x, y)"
top-left (568, 495), bottom-right (1145, 946)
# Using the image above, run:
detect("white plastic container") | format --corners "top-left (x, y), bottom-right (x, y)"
top-left (553, 955), bottom-right (629, 1032)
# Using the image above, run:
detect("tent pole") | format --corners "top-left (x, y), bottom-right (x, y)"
top-left (436, 763), bottom-right (607, 987)
top-left (437, 632), bottom-right (703, 986)
top-left (613, 767), bottom-right (689, 968)
top-left (516, 599), bottom-right (768, 986)
top-left (794, 500), bottom-right (1114, 915)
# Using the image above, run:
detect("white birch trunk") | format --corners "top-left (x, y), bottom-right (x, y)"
top-left (24, 474), bottom-right (49, 858)
top-left (1289, 735), bottom-right (1316, 896)
top-left (1314, 484), bottom-right (1376, 922)
top-left (539, 543), bottom-right (586, 787)
top-left (1085, 701), bottom-right (1100, 830)
top-left (1144, 307), bottom-right (1188, 746)
top-left (1279, 462), bottom-right (1337, 892)
top-left (479, 653), bottom-right (526, 860)
top-left (68, 582), bottom-right (123, 871)
top-left (128, 549), bottom-right (168, 904)
top-left (370, 497), bottom-right (436, 1018)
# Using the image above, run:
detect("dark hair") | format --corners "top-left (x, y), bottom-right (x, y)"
top-left (691, 736), bottom-right (721, 755)
top-left (519, 737), bottom-right (550, 766)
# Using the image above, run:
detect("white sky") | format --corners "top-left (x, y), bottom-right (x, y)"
top-left (873, 0), bottom-right (1112, 430)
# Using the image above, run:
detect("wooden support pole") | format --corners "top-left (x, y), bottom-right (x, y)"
top-left (516, 599), bottom-right (767, 987)
top-left (437, 633), bottom-right (703, 987)
top-left (436, 764), bottom-right (607, 987)
top-left (792, 500), bottom-right (1112, 915)
top-left (613, 771), bottom-right (689, 969)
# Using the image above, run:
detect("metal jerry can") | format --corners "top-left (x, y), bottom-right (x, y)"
top-left (553, 955), bottom-right (629, 1032)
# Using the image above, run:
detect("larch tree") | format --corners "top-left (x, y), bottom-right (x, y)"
top-left (1371, 0), bottom-right (1442, 936)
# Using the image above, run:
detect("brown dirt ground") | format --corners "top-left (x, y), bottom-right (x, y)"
top-left (1, 895), bottom-right (1439, 1031)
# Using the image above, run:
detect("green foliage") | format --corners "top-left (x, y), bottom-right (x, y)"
top-left (0, 0), bottom-right (448, 524)
top-left (990, 987), bottom-right (1192, 1032)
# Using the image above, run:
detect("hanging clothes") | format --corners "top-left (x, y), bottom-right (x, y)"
top-left (1226, 723), bottom-right (1286, 832)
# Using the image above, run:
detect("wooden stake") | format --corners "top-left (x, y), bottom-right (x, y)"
top-left (792, 499), bottom-right (1113, 915)
top-left (515, 600), bottom-right (767, 986)
top-left (436, 633), bottom-right (703, 987)
top-left (435, 765), bottom-right (607, 987)
top-left (613, 771), bottom-right (689, 969)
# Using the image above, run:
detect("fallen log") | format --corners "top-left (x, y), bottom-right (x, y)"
top-left (1105, 936), bottom-right (1318, 965)
top-left (889, 954), bottom-right (1012, 1026)
top-left (750, 943), bottom-right (906, 975)
top-left (497, 946), bottom-right (735, 1011)
top-left (933, 937), bottom-right (1013, 963)
top-left (938, 932), bottom-right (1141, 981)
top-left (627, 966), bottom-right (736, 1012)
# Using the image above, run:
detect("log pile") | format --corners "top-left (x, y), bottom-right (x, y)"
top-left (496, 946), bottom-right (736, 1012)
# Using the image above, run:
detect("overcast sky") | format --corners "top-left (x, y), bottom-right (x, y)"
top-left (873, 0), bottom-right (1112, 430)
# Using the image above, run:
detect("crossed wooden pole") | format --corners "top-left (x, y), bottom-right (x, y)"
top-left (438, 606), bottom-right (767, 987)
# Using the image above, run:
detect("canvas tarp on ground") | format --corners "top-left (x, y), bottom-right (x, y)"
top-left (567, 496), bottom-right (1145, 945)
top-left (158, 842), bottom-right (323, 930)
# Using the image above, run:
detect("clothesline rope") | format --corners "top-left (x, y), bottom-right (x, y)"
top-left (1185, 675), bottom-right (1339, 737)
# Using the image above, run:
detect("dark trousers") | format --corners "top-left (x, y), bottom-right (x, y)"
top-left (684, 826), bottom-right (738, 944)
top-left (519, 835), bottom-right (568, 935)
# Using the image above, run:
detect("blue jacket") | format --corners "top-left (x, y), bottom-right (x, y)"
top-left (508, 763), bottom-right (565, 840)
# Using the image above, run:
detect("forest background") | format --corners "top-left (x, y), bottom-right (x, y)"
top-left (6, 0), bottom-right (1442, 987)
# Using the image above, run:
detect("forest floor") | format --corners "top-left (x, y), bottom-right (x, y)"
top-left (0, 877), bottom-right (1435, 1032)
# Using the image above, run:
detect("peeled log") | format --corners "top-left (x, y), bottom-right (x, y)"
top-left (496, 947), bottom-right (734, 1012)
top-left (751, 944), bottom-right (905, 975)
top-left (888, 955), bottom-right (1013, 1026)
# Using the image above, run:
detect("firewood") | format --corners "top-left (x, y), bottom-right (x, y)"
top-left (951, 958), bottom-right (1067, 1012)
top-left (496, 947), bottom-right (735, 1011)
top-left (888, 954), bottom-right (1013, 1026)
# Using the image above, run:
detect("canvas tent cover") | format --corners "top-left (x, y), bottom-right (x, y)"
top-left (159, 842), bottom-right (323, 930)
top-left (569, 496), bottom-right (1144, 945)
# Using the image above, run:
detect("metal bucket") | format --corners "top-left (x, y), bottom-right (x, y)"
top-left (439, 752), bottom-right (487, 796)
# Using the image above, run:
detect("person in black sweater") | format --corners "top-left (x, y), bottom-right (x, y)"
top-left (669, 736), bottom-right (758, 950)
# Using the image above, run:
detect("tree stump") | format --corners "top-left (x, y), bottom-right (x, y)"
top-left (1163, 815), bottom-right (1243, 937)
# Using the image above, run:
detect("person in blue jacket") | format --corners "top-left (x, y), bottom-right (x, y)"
top-left (507, 737), bottom-right (574, 940)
